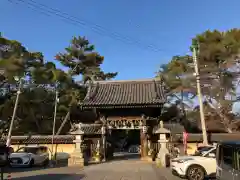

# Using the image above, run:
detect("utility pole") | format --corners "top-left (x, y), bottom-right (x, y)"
top-left (192, 45), bottom-right (208, 146)
top-left (51, 87), bottom-right (59, 161)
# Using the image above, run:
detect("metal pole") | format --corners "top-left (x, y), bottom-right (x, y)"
top-left (6, 79), bottom-right (22, 147)
top-left (51, 90), bottom-right (58, 160)
top-left (192, 46), bottom-right (208, 146)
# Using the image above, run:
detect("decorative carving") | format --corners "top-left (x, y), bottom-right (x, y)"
top-left (70, 123), bottom-right (82, 132)
top-left (100, 116), bottom-right (106, 125)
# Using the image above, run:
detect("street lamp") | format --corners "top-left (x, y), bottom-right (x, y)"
top-left (6, 76), bottom-right (24, 147)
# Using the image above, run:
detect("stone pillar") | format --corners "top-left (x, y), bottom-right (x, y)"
top-left (69, 134), bottom-right (85, 167)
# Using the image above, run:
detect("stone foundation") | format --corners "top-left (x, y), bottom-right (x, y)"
top-left (68, 156), bottom-right (84, 166)
top-left (68, 150), bottom-right (85, 167)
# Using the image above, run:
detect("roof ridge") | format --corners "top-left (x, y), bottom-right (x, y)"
top-left (94, 78), bottom-right (160, 84)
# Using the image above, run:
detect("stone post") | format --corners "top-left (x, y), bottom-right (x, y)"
top-left (69, 134), bottom-right (85, 167)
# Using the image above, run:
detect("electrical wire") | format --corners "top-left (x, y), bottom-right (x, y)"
top-left (7, 0), bottom-right (165, 53)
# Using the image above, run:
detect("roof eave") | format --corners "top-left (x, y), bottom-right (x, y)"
top-left (81, 103), bottom-right (165, 109)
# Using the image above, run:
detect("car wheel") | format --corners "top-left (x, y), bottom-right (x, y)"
top-left (187, 165), bottom-right (205, 180)
top-left (43, 158), bottom-right (49, 167)
top-left (29, 159), bottom-right (34, 168)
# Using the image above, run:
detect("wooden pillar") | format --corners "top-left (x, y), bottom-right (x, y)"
top-left (140, 130), bottom-right (144, 157)
top-left (140, 117), bottom-right (148, 159)
top-left (100, 116), bottom-right (107, 162)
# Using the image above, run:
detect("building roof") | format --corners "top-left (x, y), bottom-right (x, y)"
top-left (81, 79), bottom-right (166, 109)
top-left (0, 135), bottom-right (75, 145)
top-left (70, 123), bottom-right (102, 135)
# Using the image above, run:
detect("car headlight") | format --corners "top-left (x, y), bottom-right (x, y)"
top-left (176, 158), bottom-right (193, 163)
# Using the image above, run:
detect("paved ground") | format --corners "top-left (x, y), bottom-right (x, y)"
top-left (79, 159), bottom-right (180, 180)
top-left (7, 159), bottom-right (180, 180)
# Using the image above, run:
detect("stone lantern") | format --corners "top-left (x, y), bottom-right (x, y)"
top-left (69, 123), bottom-right (85, 167)
top-left (154, 121), bottom-right (170, 167)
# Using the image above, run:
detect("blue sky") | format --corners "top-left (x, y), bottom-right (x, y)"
top-left (2, 0), bottom-right (240, 81)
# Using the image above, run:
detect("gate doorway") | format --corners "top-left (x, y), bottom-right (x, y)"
top-left (107, 129), bottom-right (141, 160)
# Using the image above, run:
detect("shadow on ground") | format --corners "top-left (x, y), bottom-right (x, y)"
top-left (112, 152), bottom-right (140, 161)
top-left (12, 174), bottom-right (85, 180)
top-left (4, 160), bottom-right (68, 173)
top-left (87, 152), bottom-right (141, 166)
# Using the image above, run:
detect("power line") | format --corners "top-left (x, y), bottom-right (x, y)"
top-left (5, 1), bottom-right (240, 85)
top-left (7, 0), bottom-right (165, 53)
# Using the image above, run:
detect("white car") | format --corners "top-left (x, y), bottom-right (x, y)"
top-left (171, 146), bottom-right (216, 180)
top-left (9, 146), bottom-right (49, 167)
top-left (128, 145), bottom-right (141, 153)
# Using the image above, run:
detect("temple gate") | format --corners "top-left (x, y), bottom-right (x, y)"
top-left (71, 79), bottom-right (167, 165)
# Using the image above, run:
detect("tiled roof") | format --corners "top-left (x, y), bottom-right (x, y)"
top-left (0, 135), bottom-right (75, 145)
top-left (81, 79), bottom-right (166, 108)
top-left (70, 123), bottom-right (102, 135)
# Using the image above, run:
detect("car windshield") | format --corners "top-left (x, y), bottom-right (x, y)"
top-left (16, 147), bottom-right (39, 154)
top-left (193, 147), bottom-right (214, 156)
